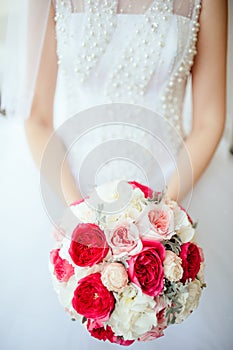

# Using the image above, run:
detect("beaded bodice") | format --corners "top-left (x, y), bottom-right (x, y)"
top-left (54, 0), bottom-right (201, 134)
top-left (53, 0), bottom-right (202, 191)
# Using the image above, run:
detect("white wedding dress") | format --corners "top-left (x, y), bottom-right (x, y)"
top-left (0, 1), bottom-right (233, 349)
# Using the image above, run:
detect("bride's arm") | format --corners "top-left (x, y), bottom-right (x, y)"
top-left (24, 4), bottom-right (82, 204)
top-left (167, 0), bottom-right (227, 202)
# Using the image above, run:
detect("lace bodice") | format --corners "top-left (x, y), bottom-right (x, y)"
top-left (53, 0), bottom-right (202, 194)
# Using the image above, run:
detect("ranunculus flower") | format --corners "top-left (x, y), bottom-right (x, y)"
top-left (137, 203), bottom-right (175, 241)
top-left (164, 250), bottom-right (183, 282)
top-left (128, 180), bottom-right (154, 199)
top-left (101, 263), bottom-right (128, 292)
top-left (105, 218), bottom-right (142, 257)
top-left (128, 239), bottom-right (165, 297)
top-left (179, 242), bottom-right (201, 282)
top-left (72, 273), bottom-right (115, 321)
top-left (50, 248), bottom-right (74, 282)
top-left (69, 223), bottom-right (109, 267)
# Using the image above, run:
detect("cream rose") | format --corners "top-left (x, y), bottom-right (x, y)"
top-left (164, 250), bottom-right (183, 282)
top-left (101, 262), bottom-right (128, 292)
top-left (176, 280), bottom-right (202, 323)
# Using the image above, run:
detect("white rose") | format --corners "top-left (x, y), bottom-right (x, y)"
top-left (108, 284), bottom-right (157, 340)
top-left (176, 279), bottom-right (202, 323)
top-left (171, 203), bottom-right (195, 243)
top-left (173, 204), bottom-right (191, 230)
top-left (176, 224), bottom-right (195, 243)
top-left (164, 251), bottom-right (183, 282)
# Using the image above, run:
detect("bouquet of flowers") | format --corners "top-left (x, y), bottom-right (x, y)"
top-left (49, 179), bottom-right (206, 345)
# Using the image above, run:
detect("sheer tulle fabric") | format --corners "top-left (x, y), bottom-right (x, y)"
top-left (1, 0), bottom-right (232, 133)
top-left (1, 0), bottom-right (51, 120)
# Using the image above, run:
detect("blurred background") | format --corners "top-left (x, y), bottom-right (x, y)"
top-left (0, 2), bottom-right (232, 350)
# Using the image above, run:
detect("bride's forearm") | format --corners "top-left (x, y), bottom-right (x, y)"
top-left (167, 124), bottom-right (225, 202)
top-left (24, 118), bottom-right (82, 204)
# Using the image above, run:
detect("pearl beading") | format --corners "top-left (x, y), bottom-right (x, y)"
top-left (160, 0), bottom-right (202, 136)
top-left (55, 1), bottom-right (71, 67)
top-left (73, 0), bottom-right (118, 83)
top-left (104, 0), bottom-right (172, 104)
top-left (54, 0), bottom-right (202, 151)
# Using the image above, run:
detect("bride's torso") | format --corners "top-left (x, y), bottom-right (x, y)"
top-left (53, 0), bottom-right (201, 193)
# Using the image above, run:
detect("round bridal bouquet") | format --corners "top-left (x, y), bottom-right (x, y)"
top-left (49, 179), bottom-right (206, 345)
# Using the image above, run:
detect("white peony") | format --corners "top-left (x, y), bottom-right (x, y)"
top-left (70, 201), bottom-right (96, 223)
top-left (108, 284), bottom-right (157, 340)
top-left (175, 280), bottom-right (202, 323)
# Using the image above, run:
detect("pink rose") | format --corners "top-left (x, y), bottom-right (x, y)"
top-left (128, 180), bottom-right (154, 199)
top-left (137, 204), bottom-right (175, 241)
top-left (148, 206), bottom-right (174, 240)
top-left (179, 242), bottom-right (201, 282)
top-left (128, 239), bottom-right (165, 297)
top-left (106, 219), bottom-right (142, 256)
top-left (69, 223), bottom-right (109, 267)
top-left (101, 263), bottom-right (128, 292)
top-left (72, 273), bottom-right (115, 321)
top-left (50, 248), bottom-right (74, 282)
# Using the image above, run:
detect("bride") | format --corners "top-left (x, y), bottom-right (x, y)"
top-left (1, 0), bottom-right (232, 349)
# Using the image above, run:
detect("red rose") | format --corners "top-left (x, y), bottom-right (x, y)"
top-left (87, 319), bottom-right (113, 341)
top-left (128, 239), bottom-right (165, 297)
top-left (87, 320), bottom-right (134, 345)
top-left (72, 273), bottom-right (115, 321)
top-left (50, 249), bottom-right (74, 282)
top-left (109, 336), bottom-right (135, 346)
top-left (69, 223), bottom-right (109, 267)
top-left (128, 181), bottom-right (154, 199)
top-left (179, 242), bottom-right (201, 282)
